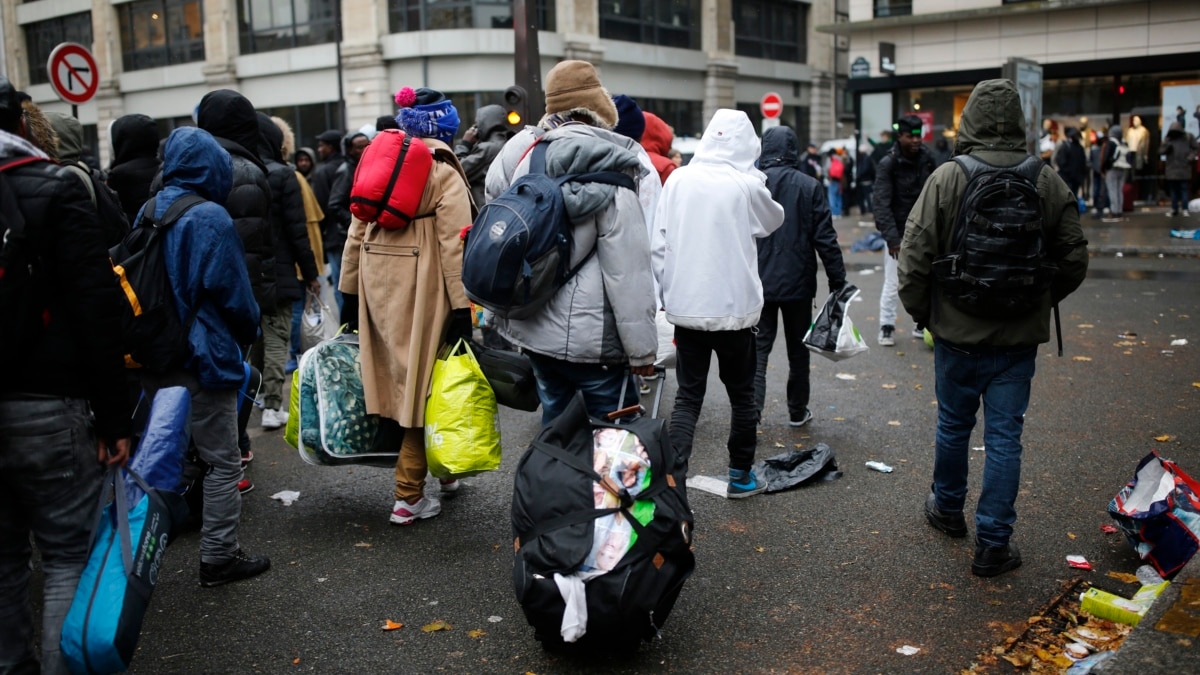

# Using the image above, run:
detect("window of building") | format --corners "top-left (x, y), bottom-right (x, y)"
top-left (257, 102), bottom-right (345, 156)
top-left (734, 0), bottom-right (805, 63)
top-left (637, 97), bottom-right (703, 138)
top-left (873, 0), bottom-right (910, 18)
top-left (118, 0), bottom-right (204, 71)
top-left (24, 13), bottom-right (93, 86)
top-left (599, 0), bottom-right (701, 50)
top-left (239, 0), bottom-right (338, 54)
top-left (388, 0), bottom-right (555, 33)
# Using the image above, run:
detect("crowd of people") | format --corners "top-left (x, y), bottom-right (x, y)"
top-left (2, 65), bottom-right (1094, 672)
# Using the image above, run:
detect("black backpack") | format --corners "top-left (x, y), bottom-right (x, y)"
top-left (931, 154), bottom-right (1057, 319)
top-left (462, 139), bottom-right (636, 320)
top-left (110, 194), bottom-right (206, 372)
top-left (0, 156), bottom-right (51, 361)
top-left (511, 389), bottom-right (694, 650)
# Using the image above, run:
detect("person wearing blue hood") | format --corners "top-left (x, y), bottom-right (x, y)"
top-left (137, 126), bottom-right (270, 587)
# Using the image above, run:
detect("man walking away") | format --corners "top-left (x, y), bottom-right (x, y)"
top-left (139, 126), bottom-right (269, 586)
top-left (899, 78), bottom-right (1088, 577)
top-left (483, 60), bottom-right (657, 423)
top-left (311, 129), bottom-right (346, 308)
top-left (873, 114), bottom-right (936, 346)
top-left (454, 103), bottom-right (513, 209)
top-left (107, 113), bottom-right (162, 223)
top-left (754, 126), bottom-right (847, 429)
top-left (0, 76), bottom-right (133, 675)
top-left (653, 109), bottom-right (784, 499)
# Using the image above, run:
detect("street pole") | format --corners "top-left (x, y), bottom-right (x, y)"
top-left (335, 0), bottom-right (346, 130)
top-left (512, 0), bottom-right (544, 120)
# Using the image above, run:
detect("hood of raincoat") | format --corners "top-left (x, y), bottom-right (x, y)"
top-left (46, 112), bottom-right (84, 163)
top-left (759, 126), bottom-right (801, 170)
top-left (196, 89), bottom-right (266, 171)
top-left (161, 126), bottom-right (233, 204)
top-left (111, 113), bottom-right (159, 165)
top-left (690, 109), bottom-right (762, 177)
top-left (954, 79), bottom-right (1029, 156)
top-left (256, 111), bottom-right (285, 164)
top-left (475, 104), bottom-right (509, 140)
top-left (640, 112), bottom-right (674, 157)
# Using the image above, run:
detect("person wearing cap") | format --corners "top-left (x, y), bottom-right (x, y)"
top-left (311, 129), bottom-right (347, 308)
top-left (483, 60), bottom-right (657, 423)
top-left (339, 87), bottom-right (474, 525)
top-left (653, 109), bottom-right (785, 499)
top-left (610, 94), bottom-right (661, 247)
top-left (872, 114), bottom-right (936, 347)
top-left (326, 130), bottom-right (371, 270)
top-left (0, 75), bottom-right (133, 674)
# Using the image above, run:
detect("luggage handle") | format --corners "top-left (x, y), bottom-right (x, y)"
top-left (607, 365), bottom-right (667, 421)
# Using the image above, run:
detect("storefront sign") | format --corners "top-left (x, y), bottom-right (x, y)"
top-left (850, 57), bottom-right (870, 79)
top-left (880, 43), bottom-right (896, 76)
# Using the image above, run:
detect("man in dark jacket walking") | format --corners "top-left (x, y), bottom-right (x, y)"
top-left (0, 77), bottom-right (132, 673)
top-left (899, 79), bottom-right (1088, 577)
top-left (754, 126), bottom-right (847, 427)
top-left (311, 129), bottom-right (346, 307)
top-left (107, 113), bottom-right (161, 223)
top-left (873, 114), bottom-right (936, 346)
top-left (326, 131), bottom-right (370, 298)
top-left (255, 113), bottom-right (320, 431)
top-left (1055, 127), bottom-right (1088, 197)
top-left (455, 104), bottom-right (512, 208)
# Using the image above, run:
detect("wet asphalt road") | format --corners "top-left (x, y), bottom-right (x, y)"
top-left (122, 250), bottom-right (1200, 674)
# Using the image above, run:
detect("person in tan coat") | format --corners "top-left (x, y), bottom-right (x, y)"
top-left (339, 87), bottom-right (474, 525)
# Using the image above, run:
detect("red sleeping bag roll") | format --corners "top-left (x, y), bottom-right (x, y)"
top-left (350, 129), bottom-right (434, 229)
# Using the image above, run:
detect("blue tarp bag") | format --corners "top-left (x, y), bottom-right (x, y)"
top-left (61, 389), bottom-right (191, 674)
top-left (462, 140), bottom-right (635, 320)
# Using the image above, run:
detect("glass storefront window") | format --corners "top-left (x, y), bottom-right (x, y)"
top-left (734, 0), bottom-right (806, 64)
top-left (388, 0), bottom-right (555, 33)
top-left (118, 0), bottom-right (205, 71)
top-left (638, 97), bottom-right (703, 138)
top-left (599, 0), bottom-right (701, 50)
top-left (239, 0), bottom-right (338, 54)
top-left (257, 102), bottom-right (345, 153)
top-left (24, 13), bottom-right (93, 85)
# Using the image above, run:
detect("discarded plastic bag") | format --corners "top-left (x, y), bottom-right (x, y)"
top-left (804, 285), bottom-right (869, 361)
top-left (425, 339), bottom-right (502, 478)
top-left (1107, 450), bottom-right (1200, 577)
top-left (300, 289), bottom-right (338, 353)
top-left (655, 312), bottom-right (676, 368)
top-left (751, 444), bottom-right (842, 493)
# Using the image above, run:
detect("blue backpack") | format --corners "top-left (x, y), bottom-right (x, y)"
top-left (462, 139), bottom-right (637, 320)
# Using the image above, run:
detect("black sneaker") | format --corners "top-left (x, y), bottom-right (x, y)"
top-left (972, 542), bottom-right (1022, 577)
top-left (924, 493), bottom-right (967, 538)
top-left (199, 549), bottom-right (271, 587)
top-left (788, 408), bottom-right (814, 427)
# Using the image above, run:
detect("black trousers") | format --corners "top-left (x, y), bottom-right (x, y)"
top-left (668, 326), bottom-right (758, 472)
top-left (753, 301), bottom-right (813, 421)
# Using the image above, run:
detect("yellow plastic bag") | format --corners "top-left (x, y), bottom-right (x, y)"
top-left (284, 370), bottom-right (300, 449)
top-left (425, 339), bottom-right (502, 478)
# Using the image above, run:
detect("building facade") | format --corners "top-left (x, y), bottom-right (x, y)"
top-left (2, 0), bottom-right (846, 166)
top-left (822, 0), bottom-right (1200, 171)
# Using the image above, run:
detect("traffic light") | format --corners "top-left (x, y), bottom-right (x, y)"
top-left (504, 85), bottom-right (528, 132)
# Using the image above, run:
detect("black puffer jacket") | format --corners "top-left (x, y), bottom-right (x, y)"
top-left (257, 113), bottom-right (318, 305)
top-left (310, 149), bottom-right (346, 252)
top-left (756, 127), bottom-right (847, 303)
top-left (0, 147), bottom-right (132, 441)
top-left (107, 113), bottom-right (161, 223)
top-left (873, 143), bottom-right (937, 248)
top-left (196, 90), bottom-right (276, 312)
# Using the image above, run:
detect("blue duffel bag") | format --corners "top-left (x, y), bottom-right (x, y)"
top-left (61, 388), bottom-right (191, 674)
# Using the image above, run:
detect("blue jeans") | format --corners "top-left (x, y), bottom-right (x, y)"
top-left (827, 181), bottom-right (842, 216)
top-left (0, 397), bottom-right (102, 675)
top-left (526, 354), bottom-right (637, 425)
top-left (326, 250), bottom-right (344, 314)
top-left (290, 297), bottom-right (304, 359)
top-left (1091, 172), bottom-right (1108, 212)
top-left (754, 301), bottom-right (813, 421)
top-left (932, 340), bottom-right (1037, 547)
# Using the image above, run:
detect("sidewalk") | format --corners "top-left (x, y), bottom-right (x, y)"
top-left (835, 205), bottom-right (1200, 257)
top-left (1096, 553), bottom-right (1200, 672)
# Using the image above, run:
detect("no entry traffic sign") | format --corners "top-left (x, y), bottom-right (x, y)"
top-left (47, 43), bottom-right (99, 106)
top-left (760, 92), bottom-right (783, 120)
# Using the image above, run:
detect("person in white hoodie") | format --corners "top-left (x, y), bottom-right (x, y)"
top-left (653, 109), bottom-right (785, 498)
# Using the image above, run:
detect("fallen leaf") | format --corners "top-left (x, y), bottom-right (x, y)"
top-left (1035, 648), bottom-right (1054, 662)
top-left (794, 444), bottom-right (804, 448)
top-left (354, 542), bottom-right (372, 548)
top-left (1107, 571), bottom-right (1139, 584)
top-left (421, 620), bottom-right (452, 633)
top-left (1002, 652), bottom-right (1032, 668)
top-left (1155, 434), bottom-right (1172, 442)
top-left (381, 619), bottom-right (403, 631)
top-left (1067, 532), bottom-right (1077, 539)
top-left (882, 383), bottom-right (897, 389)
top-left (1193, 382), bottom-right (1200, 388)
top-left (293, 658), bottom-right (301, 665)
top-left (833, 417), bottom-right (846, 421)
top-left (1072, 356), bottom-right (1092, 362)
top-left (914, 383), bottom-right (923, 390)
top-left (755, 546), bottom-right (766, 553)
top-left (1077, 324), bottom-right (1094, 328)
top-left (468, 629), bottom-right (486, 639)
top-left (773, 442), bottom-right (785, 448)
top-left (987, 599), bottom-right (1004, 606)
top-left (888, 420), bottom-right (901, 426)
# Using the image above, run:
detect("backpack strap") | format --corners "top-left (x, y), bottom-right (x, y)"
top-left (140, 193), bottom-right (206, 230)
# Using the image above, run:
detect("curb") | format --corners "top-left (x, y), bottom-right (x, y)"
top-left (1097, 554), bottom-right (1200, 672)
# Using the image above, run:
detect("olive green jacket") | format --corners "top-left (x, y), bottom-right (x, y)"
top-left (898, 79), bottom-right (1089, 347)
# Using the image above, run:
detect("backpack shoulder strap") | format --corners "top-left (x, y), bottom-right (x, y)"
top-left (144, 193), bottom-right (207, 230)
top-left (1013, 155), bottom-right (1044, 184)
top-left (951, 153), bottom-right (993, 183)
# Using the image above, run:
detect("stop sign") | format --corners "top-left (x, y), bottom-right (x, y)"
top-left (760, 92), bottom-right (783, 120)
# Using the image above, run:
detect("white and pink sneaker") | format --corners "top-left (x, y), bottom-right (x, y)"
top-left (438, 478), bottom-right (460, 494)
top-left (389, 497), bottom-right (441, 525)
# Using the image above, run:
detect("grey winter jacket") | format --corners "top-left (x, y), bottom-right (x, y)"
top-left (483, 124), bottom-right (656, 366)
